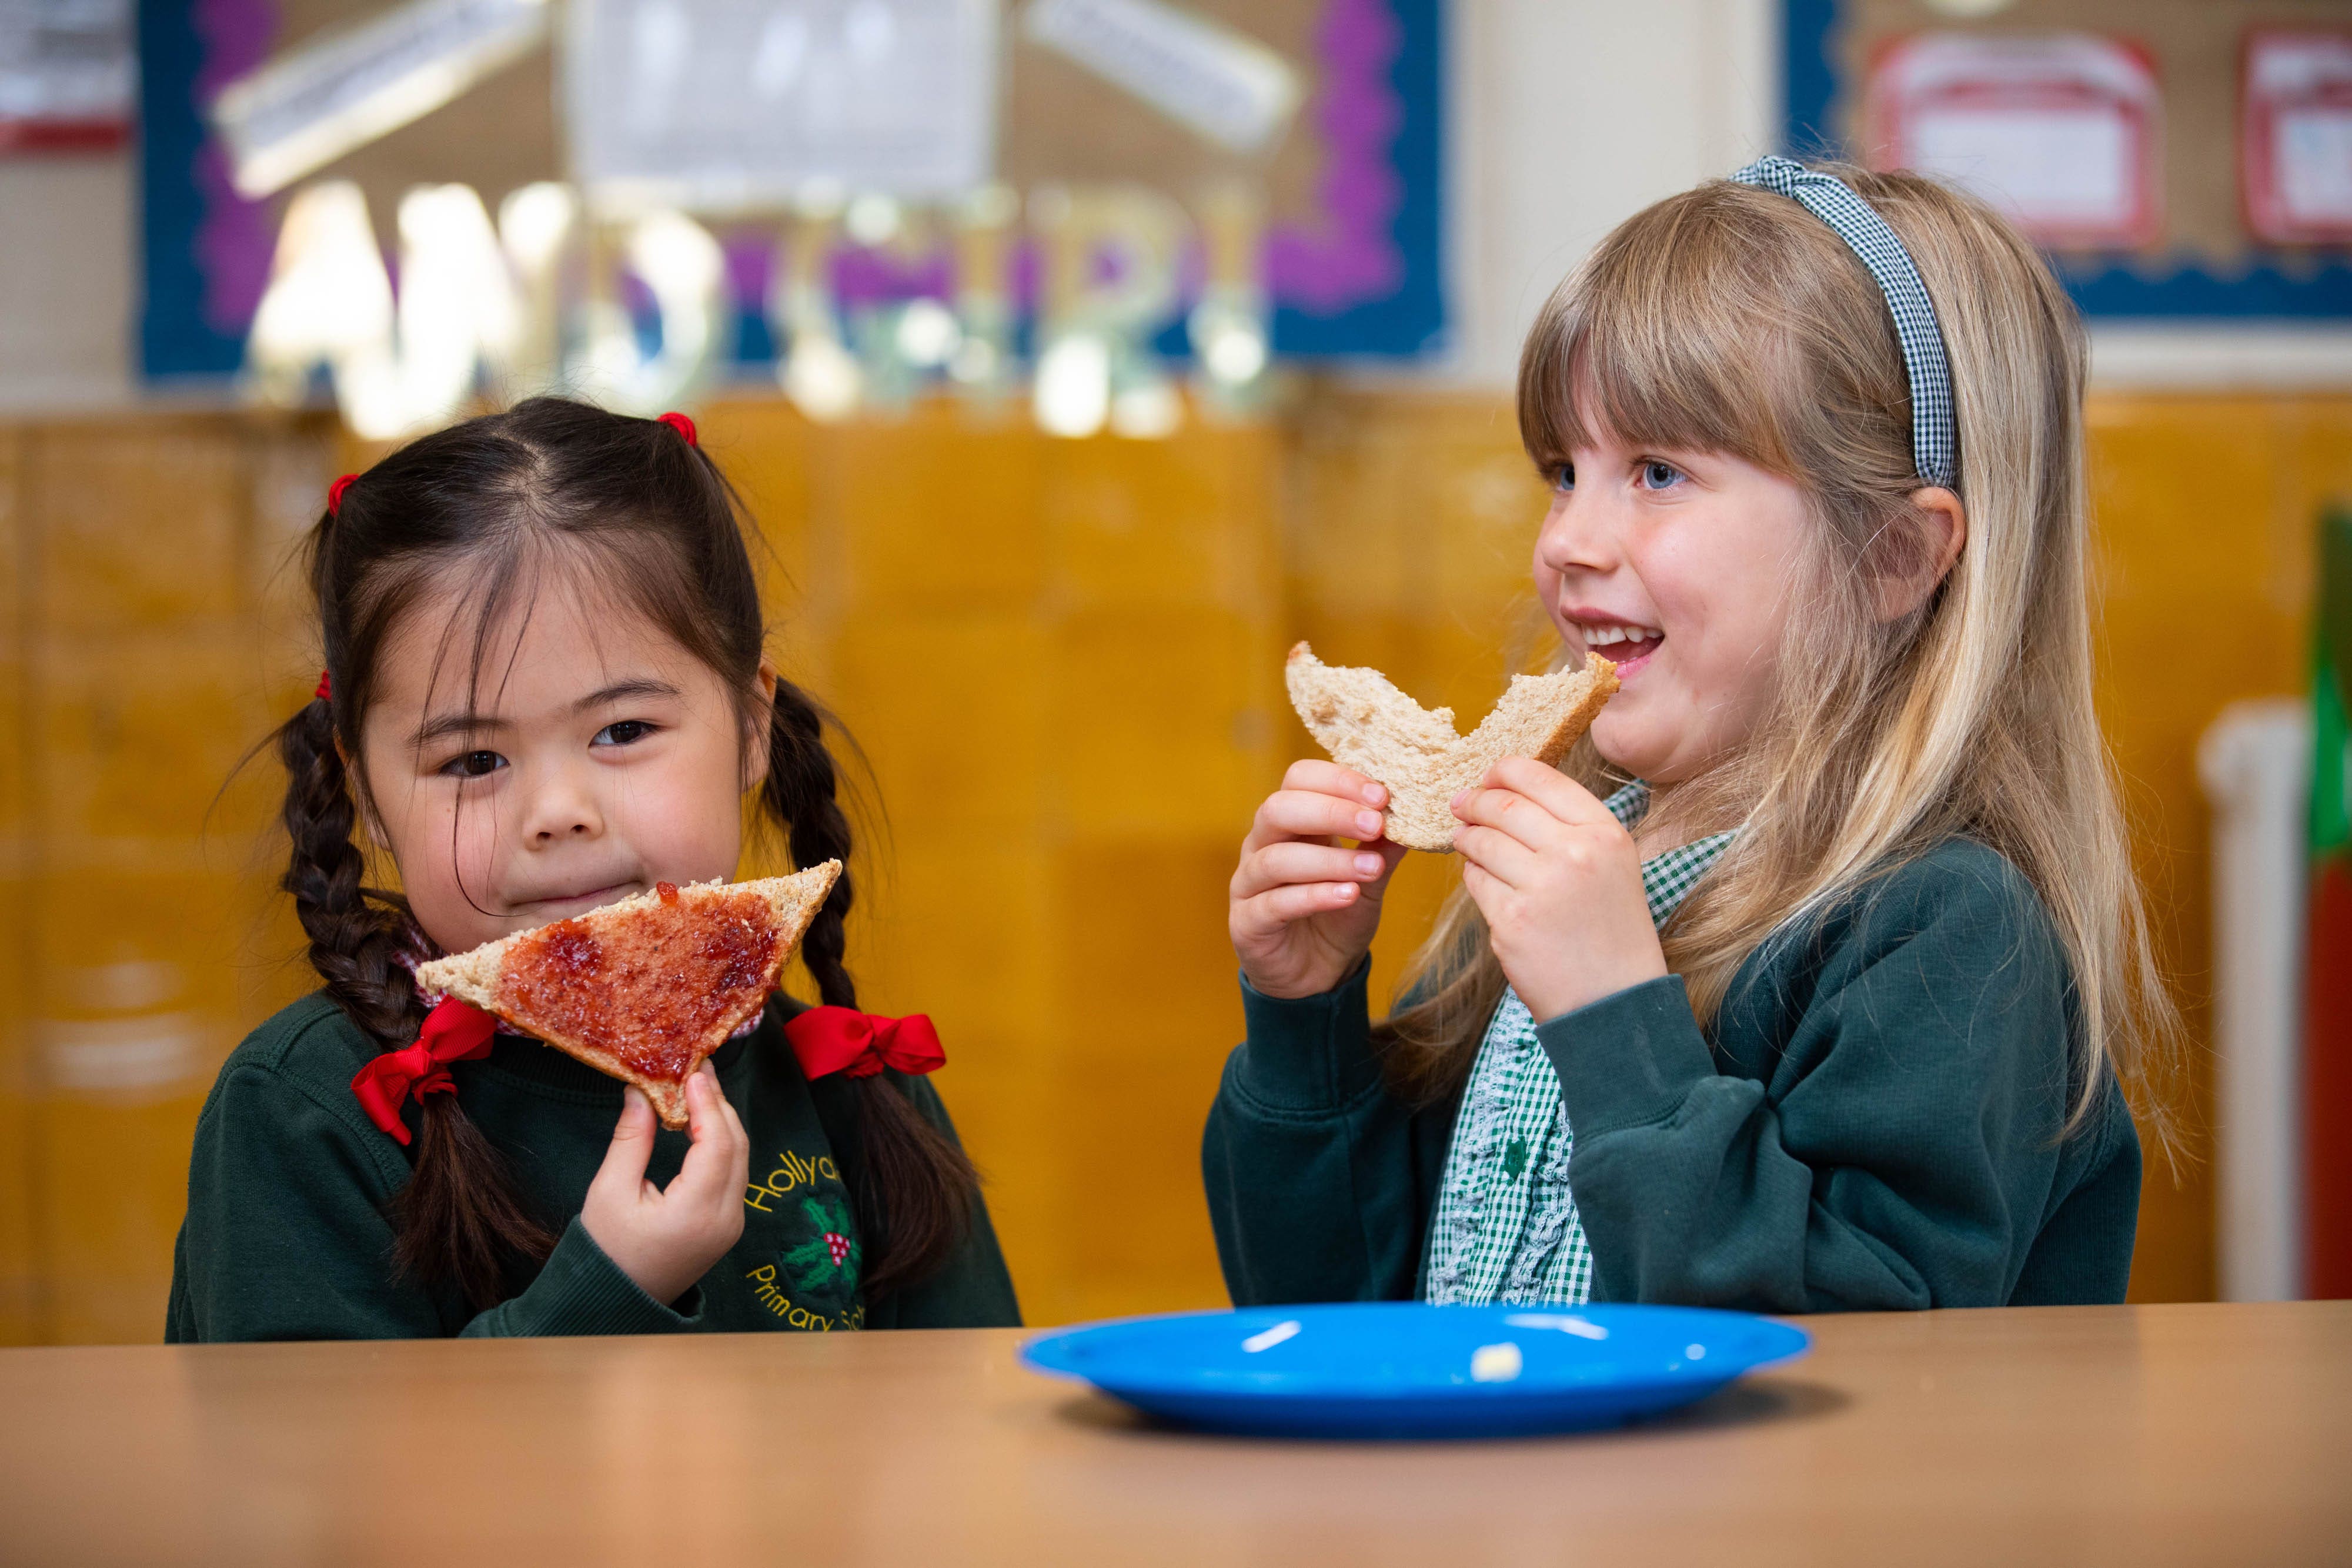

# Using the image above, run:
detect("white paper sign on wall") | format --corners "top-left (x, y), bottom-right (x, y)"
top-left (2243, 29), bottom-right (2352, 247)
top-left (564, 0), bottom-right (998, 214)
top-left (1865, 32), bottom-right (2161, 250)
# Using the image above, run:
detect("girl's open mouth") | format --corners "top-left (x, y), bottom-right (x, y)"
top-left (1581, 622), bottom-right (1663, 673)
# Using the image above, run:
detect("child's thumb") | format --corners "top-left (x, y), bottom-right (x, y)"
top-left (592, 1086), bottom-right (660, 1195)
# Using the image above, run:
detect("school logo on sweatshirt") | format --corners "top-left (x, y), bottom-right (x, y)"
top-left (744, 1259), bottom-right (866, 1331)
top-left (743, 1148), bottom-right (840, 1210)
top-left (738, 1155), bottom-right (863, 1330)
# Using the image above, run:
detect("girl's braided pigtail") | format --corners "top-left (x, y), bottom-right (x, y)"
top-left (276, 680), bottom-right (554, 1310)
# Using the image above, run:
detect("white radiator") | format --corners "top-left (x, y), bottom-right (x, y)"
top-left (2197, 700), bottom-right (2311, 1301)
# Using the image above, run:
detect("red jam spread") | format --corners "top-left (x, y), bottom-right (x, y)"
top-left (657, 881), bottom-right (679, 904)
top-left (497, 889), bottom-right (783, 1081)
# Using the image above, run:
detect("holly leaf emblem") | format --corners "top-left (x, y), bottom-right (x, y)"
top-left (780, 1194), bottom-right (861, 1289)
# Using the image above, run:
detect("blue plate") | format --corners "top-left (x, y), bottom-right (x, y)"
top-left (1020, 1302), bottom-right (1810, 1439)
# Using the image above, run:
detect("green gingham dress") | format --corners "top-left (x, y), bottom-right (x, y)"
top-left (1422, 782), bottom-right (1735, 1307)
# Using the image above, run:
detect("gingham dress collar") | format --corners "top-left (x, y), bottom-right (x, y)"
top-left (1422, 781), bottom-right (1736, 1308)
top-left (1612, 781), bottom-right (1740, 922)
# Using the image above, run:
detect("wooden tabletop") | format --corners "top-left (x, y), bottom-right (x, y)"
top-left (2, 1301), bottom-right (2346, 1566)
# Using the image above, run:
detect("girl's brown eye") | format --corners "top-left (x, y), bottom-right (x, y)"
top-left (447, 750), bottom-right (505, 778)
top-left (594, 720), bottom-right (654, 747)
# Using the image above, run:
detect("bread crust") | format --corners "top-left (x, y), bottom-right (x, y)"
top-left (1284, 644), bottom-right (1619, 852)
top-left (412, 862), bottom-right (841, 1127)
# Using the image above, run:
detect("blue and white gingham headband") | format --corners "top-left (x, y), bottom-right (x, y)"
top-left (1729, 155), bottom-right (1957, 489)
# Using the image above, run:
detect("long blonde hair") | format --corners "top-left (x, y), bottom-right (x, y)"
top-left (1377, 165), bottom-right (2173, 1138)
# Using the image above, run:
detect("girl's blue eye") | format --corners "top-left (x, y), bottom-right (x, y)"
top-left (1551, 463), bottom-right (1575, 493)
top-left (594, 720), bottom-right (656, 747)
top-left (1641, 460), bottom-right (1685, 490)
top-left (445, 750), bottom-right (505, 778)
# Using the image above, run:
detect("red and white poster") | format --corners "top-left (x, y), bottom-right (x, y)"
top-left (2243, 29), bottom-right (2352, 247)
top-left (0, 0), bottom-right (133, 154)
top-left (1865, 32), bottom-right (2162, 250)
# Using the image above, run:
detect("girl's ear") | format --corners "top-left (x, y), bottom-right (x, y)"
top-left (742, 655), bottom-right (782, 793)
top-left (332, 735), bottom-right (391, 849)
top-left (1877, 486), bottom-right (1969, 621)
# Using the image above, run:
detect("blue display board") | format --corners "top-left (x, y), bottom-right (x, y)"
top-left (138, 0), bottom-right (262, 380)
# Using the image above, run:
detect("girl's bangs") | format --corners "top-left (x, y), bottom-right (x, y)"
top-left (1517, 192), bottom-right (1802, 476)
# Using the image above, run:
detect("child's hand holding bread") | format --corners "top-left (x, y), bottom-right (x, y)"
top-left (1450, 755), bottom-right (1664, 1022)
top-left (1229, 760), bottom-right (1412, 999)
top-left (580, 1062), bottom-right (752, 1307)
top-left (1231, 644), bottom-right (1618, 1003)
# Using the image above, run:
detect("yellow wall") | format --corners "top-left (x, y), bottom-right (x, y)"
top-left (698, 400), bottom-right (1287, 1326)
top-left (2086, 393), bottom-right (2352, 1299)
top-left (1, 387), bottom-right (2346, 1340)
top-left (1, 427), bottom-right (26, 1343)
top-left (2, 413), bottom-right (329, 1342)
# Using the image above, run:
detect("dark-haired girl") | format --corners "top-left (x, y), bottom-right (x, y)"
top-left (168, 399), bottom-right (1017, 1339)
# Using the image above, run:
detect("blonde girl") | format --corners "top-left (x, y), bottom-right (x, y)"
top-left (1207, 159), bottom-right (2166, 1310)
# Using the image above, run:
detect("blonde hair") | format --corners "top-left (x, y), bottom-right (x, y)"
top-left (1378, 165), bottom-right (2174, 1141)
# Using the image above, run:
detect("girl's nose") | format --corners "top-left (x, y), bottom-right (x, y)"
top-left (1535, 491), bottom-right (1618, 576)
top-left (521, 770), bottom-right (604, 843)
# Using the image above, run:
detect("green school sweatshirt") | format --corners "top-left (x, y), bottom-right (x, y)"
top-left (1203, 839), bottom-right (2142, 1311)
top-left (168, 993), bottom-right (1020, 1340)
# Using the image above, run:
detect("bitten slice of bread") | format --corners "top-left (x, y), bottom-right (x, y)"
top-left (1285, 644), bottom-right (1619, 852)
top-left (413, 864), bottom-right (841, 1128)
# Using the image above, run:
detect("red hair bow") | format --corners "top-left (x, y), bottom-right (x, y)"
top-left (314, 669), bottom-right (332, 702)
top-left (783, 1007), bottom-right (945, 1081)
top-left (327, 473), bottom-right (358, 515)
top-left (656, 411), bottom-right (697, 446)
top-left (350, 998), bottom-right (498, 1144)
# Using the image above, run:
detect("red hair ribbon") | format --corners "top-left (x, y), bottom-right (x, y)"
top-left (656, 411), bottom-right (698, 446)
top-left (783, 1007), bottom-right (945, 1081)
top-left (314, 669), bottom-right (332, 702)
top-left (327, 473), bottom-right (358, 515)
top-left (350, 998), bottom-right (498, 1145)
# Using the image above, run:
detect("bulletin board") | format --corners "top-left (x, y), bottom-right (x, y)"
top-left (1783, 0), bottom-right (2352, 317)
top-left (135, 0), bottom-right (1444, 379)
